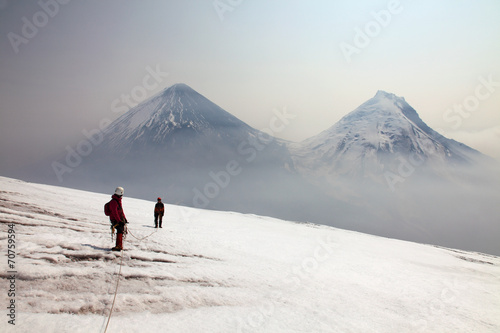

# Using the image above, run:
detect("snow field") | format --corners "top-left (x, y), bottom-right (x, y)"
top-left (1, 176), bottom-right (499, 332)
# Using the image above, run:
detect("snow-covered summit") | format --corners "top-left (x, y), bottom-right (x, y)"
top-left (338, 90), bottom-right (411, 125)
top-left (291, 90), bottom-right (487, 182)
top-left (374, 89), bottom-right (405, 101)
top-left (103, 83), bottom-right (256, 151)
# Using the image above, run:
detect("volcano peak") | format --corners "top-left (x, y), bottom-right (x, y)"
top-left (374, 90), bottom-right (403, 101)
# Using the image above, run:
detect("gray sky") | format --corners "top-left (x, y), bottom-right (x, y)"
top-left (1, 0), bottom-right (500, 174)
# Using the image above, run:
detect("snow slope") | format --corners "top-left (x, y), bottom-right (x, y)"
top-left (1, 176), bottom-right (499, 333)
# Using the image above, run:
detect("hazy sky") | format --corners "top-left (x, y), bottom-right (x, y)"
top-left (1, 0), bottom-right (499, 174)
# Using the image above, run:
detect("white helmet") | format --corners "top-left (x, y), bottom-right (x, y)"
top-left (114, 187), bottom-right (124, 196)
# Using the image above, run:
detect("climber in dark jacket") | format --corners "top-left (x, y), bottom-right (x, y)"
top-left (154, 197), bottom-right (164, 228)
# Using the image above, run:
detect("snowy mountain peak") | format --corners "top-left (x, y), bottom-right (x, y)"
top-left (374, 90), bottom-right (405, 102)
top-left (159, 82), bottom-right (197, 97)
top-left (102, 83), bottom-right (255, 150)
top-left (169, 82), bottom-right (192, 90)
top-left (337, 91), bottom-right (411, 128)
top-left (292, 91), bottom-right (487, 182)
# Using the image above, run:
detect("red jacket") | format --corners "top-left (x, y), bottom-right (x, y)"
top-left (109, 194), bottom-right (127, 223)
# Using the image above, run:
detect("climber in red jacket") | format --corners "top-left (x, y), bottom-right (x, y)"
top-left (109, 187), bottom-right (127, 251)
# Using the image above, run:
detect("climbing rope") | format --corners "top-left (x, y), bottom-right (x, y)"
top-left (127, 227), bottom-right (158, 241)
top-left (103, 225), bottom-right (158, 333)
top-left (104, 250), bottom-right (125, 333)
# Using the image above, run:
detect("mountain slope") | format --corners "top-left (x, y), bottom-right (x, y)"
top-left (291, 90), bottom-right (491, 183)
top-left (101, 83), bottom-right (259, 153)
top-left (1, 176), bottom-right (499, 332)
top-left (68, 82), bottom-right (287, 185)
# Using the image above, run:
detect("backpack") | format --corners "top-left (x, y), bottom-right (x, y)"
top-left (104, 200), bottom-right (112, 216)
top-left (104, 198), bottom-right (121, 217)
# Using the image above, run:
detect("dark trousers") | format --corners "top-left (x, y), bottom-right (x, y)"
top-left (111, 220), bottom-right (126, 234)
top-left (154, 213), bottom-right (163, 227)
